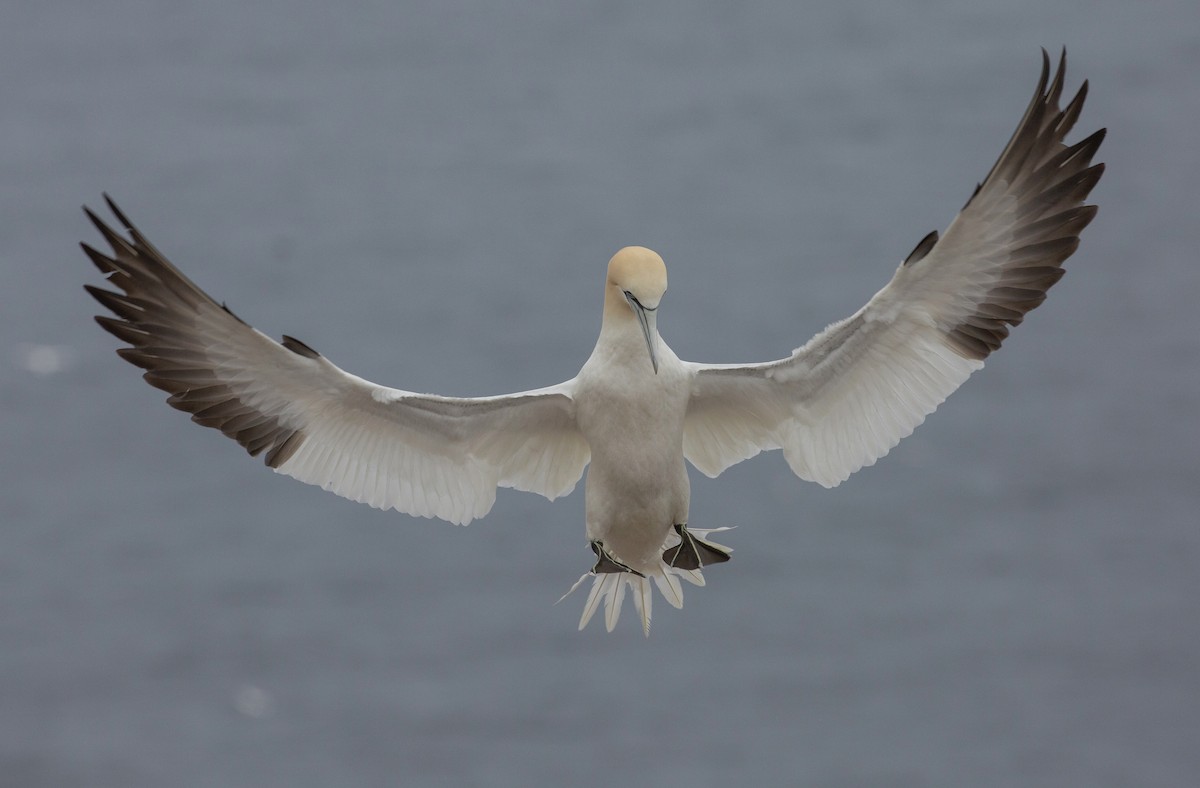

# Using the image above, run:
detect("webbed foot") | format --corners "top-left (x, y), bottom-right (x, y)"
top-left (662, 523), bottom-right (732, 570)
top-left (589, 540), bottom-right (645, 577)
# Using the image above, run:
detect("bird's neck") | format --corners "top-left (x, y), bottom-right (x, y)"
top-left (600, 281), bottom-right (632, 326)
top-left (598, 283), bottom-right (642, 343)
top-left (588, 284), bottom-right (658, 375)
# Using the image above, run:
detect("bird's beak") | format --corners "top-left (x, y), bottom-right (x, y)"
top-left (624, 292), bottom-right (659, 374)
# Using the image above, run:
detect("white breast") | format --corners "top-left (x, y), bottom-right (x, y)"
top-left (573, 337), bottom-right (692, 571)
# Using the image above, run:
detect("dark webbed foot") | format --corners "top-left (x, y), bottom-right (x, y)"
top-left (590, 540), bottom-right (645, 577)
top-left (662, 524), bottom-right (732, 570)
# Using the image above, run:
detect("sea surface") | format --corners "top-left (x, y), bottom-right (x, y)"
top-left (3, 1), bottom-right (1198, 785)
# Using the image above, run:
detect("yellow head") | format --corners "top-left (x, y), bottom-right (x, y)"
top-left (606, 246), bottom-right (668, 309)
top-left (604, 246), bottom-right (667, 373)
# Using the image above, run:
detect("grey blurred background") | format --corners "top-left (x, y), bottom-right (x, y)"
top-left (3, 0), bottom-right (1198, 785)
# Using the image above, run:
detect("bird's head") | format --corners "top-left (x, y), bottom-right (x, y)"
top-left (605, 246), bottom-right (667, 374)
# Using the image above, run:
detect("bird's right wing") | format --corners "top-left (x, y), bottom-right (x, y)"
top-left (683, 50), bottom-right (1104, 488)
top-left (84, 198), bottom-right (590, 525)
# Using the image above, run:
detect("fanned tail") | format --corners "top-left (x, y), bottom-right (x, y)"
top-left (562, 527), bottom-right (733, 636)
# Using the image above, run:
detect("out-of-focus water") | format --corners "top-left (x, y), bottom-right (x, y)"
top-left (3, 1), bottom-right (1198, 785)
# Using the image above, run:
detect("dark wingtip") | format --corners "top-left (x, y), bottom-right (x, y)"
top-left (82, 205), bottom-right (108, 235)
top-left (80, 241), bottom-right (113, 272)
top-left (102, 193), bottom-right (134, 229)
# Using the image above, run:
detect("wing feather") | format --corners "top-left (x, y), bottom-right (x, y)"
top-left (684, 50), bottom-right (1104, 487)
top-left (84, 197), bottom-right (590, 525)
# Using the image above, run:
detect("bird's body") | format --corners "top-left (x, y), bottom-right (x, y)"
top-left (83, 51), bottom-right (1104, 634)
top-left (575, 248), bottom-right (689, 576)
top-left (577, 343), bottom-right (690, 576)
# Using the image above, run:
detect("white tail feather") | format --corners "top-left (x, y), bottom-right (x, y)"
top-left (562, 527), bottom-right (734, 635)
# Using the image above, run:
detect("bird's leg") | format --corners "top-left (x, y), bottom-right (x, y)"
top-left (589, 540), bottom-right (645, 577)
top-left (662, 523), bottom-right (732, 570)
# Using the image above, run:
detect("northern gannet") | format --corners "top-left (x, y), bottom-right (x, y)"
top-left (82, 50), bottom-right (1104, 635)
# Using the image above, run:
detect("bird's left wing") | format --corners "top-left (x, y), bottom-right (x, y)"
top-left (683, 50), bottom-right (1104, 488)
top-left (83, 198), bottom-right (590, 525)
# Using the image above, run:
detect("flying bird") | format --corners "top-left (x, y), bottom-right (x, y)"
top-left (83, 50), bottom-right (1104, 635)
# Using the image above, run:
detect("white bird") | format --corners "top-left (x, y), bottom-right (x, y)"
top-left (84, 50), bottom-right (1103, 635)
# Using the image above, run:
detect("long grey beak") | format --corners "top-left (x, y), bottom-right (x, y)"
top-left (624, 292), bottom-right (659, 374)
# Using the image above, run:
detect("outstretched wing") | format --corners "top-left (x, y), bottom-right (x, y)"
top-left (683, 49), bottom-right (1105, 487)
top-left (83, 198), bottom-right (590, 524)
